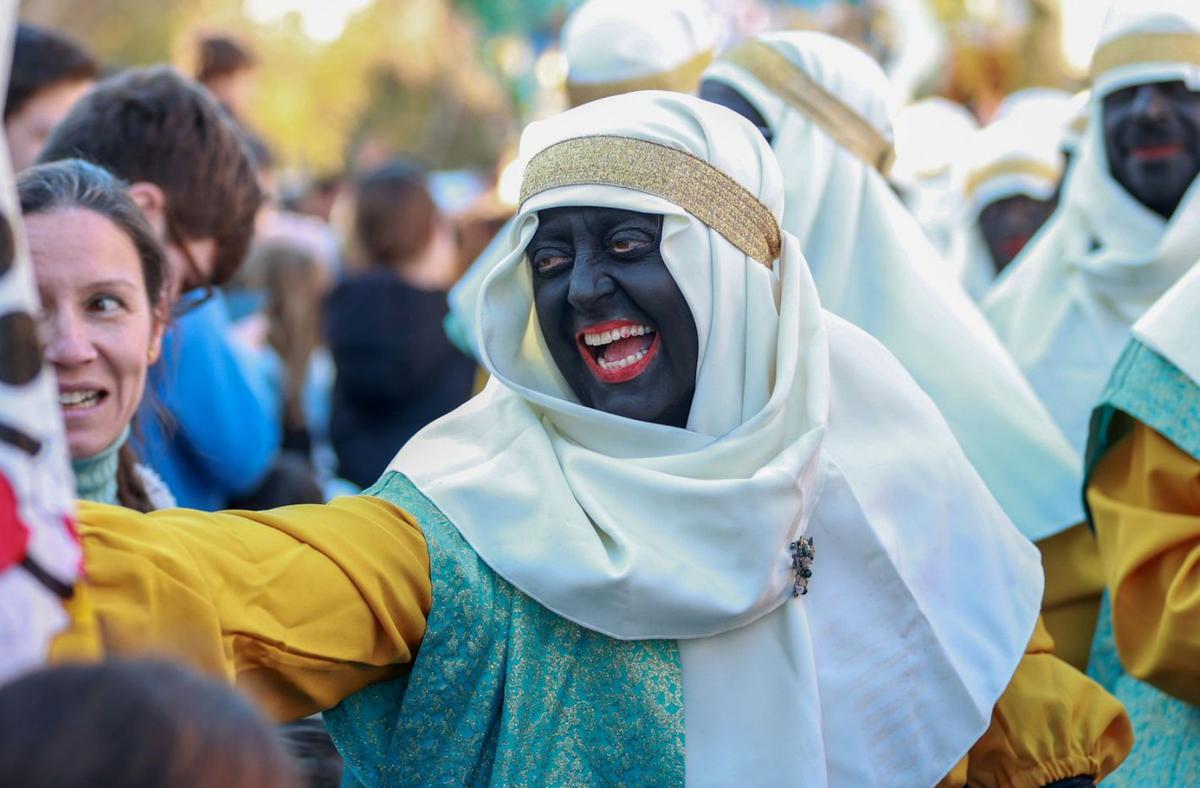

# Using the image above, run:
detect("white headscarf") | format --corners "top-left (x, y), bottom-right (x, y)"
top-left (984, 0), bottom-right (1200, 457)
top-left (703, 31), bottom-right (1083, 540)
top-left (1135, 258), bottom-right (1200, 385)
top-left (952, 111), bottom-right (1065, 300)
top-left (562, 0), bottom-right (718, 107)
top-left (391, 91), bottom-right (1041, 786)
top-left (891, 97), bottom-right (979, 259)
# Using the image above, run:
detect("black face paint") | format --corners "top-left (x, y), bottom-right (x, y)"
top-left (699, 80), bottom-right (774, 144)
top-left (527, 207), bottom-right (699, 429)
top-left (1103, 79), bottom-right (1200, 219)
top-left (978, 194), bottom-right (1057, 276)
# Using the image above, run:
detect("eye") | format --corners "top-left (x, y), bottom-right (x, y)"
top-left (86, 294), bottom-right (126, 315)
top-left (610, 232), bottom-right (653, 256)
top-left (531, 249), bottom-right (572, 276)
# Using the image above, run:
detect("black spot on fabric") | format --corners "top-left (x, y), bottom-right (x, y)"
top-left (0, 421), bottom-right (40, 454)
top-left (0, 311), bottom-right (41, 385)
top-left (0, 213), bottom-right (13, 277)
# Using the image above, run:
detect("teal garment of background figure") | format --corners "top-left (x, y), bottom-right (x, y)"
top-left (1083, 339), bottom-right (1200, 787)
top-left (325, 472), bottom-right (686, 787)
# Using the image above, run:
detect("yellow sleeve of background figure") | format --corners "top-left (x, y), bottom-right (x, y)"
top-left (51, 495), bottom-right (432, 722)
top-left (1088, 420), bottom-right (1200, 706)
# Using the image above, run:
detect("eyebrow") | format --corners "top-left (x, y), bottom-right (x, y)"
top-left (85, 278), bottom-right (140, 290)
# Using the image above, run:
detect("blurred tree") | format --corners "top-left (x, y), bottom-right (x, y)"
top-left (19, 0), bottom-right (516, 173)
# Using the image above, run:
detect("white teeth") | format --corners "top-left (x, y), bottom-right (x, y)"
top-left (583, 325), bottom-right (655, 346)
top-left (597, 347), bottom-right (650, 371)
top-left (59, 390), bottom-right (101, 407)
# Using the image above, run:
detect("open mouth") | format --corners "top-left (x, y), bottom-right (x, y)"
top-left (58, 388), bottom-right (107, 413)
top-left (999, 236), bottom-right (1029, 260)
top-left (576, 319), bottom-right (660, 384)
top-left (1130, 142), bottom-right (1185, 162)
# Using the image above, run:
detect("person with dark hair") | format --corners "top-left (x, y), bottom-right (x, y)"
top-left (3, 23), bottom-right (98, 172)
top-left (38, 66), bottom-right (280, 511)
top-left (325, 161), bottom-right (474, 488)
top-left (21, 159), bottom-right (173, 512)
top-left (195, 33), bottom-right (257, 119)
top-left (0, 659), bottom-right (299, 788)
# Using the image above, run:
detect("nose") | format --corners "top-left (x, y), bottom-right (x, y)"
top-left (1131, 84), bottom-right (1172, 123)
top-left (43, 309), bottom-right (97, 368)
top-left (566, 250), bottom-right (616, 312)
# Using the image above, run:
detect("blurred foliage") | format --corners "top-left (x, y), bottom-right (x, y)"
top-left (452, 0), bottom-right (564, 34)
top-left (19, 0), bottom-right (523, 174)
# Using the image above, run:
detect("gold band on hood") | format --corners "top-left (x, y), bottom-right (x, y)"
top-left (566, 48), bottom-right (715, 108)
top-left (520, 134), bottom-right (782, 266)
top-left (722, 41), bottom-right (895, 175)
top-left (964, 159), bottom-right (1061, 202)
top-left (1091, 32), bottom-right (1200, 85)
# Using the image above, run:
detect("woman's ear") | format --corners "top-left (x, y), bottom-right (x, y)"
top-left (147, 302), bottom-right (168, 365)
top-left (127, 182), bottom-right (168, 238)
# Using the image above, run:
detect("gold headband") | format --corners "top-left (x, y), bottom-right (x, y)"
top-left (1091, 32), bottom-right (1200, 84)
top-left (520, 134), bottom-right (781, 266)
top-left (566, 48), bottom-right (715, 108)
top-left (722, 41), bottom-right (896, 175)
top-left (965, 159), bottom-right (1060, 202)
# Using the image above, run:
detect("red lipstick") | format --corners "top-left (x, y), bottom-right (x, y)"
top-left (576, 319), bottom-right (660, 384)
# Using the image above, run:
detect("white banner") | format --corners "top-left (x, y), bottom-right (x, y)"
top-left (0, 1), bottom-right (82, 684)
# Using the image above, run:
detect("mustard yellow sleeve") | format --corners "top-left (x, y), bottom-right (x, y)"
top-left (939, 618), bottom-right (1133, 788)
top-left (1038, 524), bottom-right (1105, 672)
top-left (1087, 420), bottom-right (1200, 705)
top-left (51, 495), bottom-right (432, 722)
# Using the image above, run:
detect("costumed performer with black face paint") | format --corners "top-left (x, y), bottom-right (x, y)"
top-left (47, 93), bottom-right (1130, 786)
top-left (444, 0), bottom-right (718, 359)
top-left (698, 34), bottom-right (1082, 561)
top-left (983, 0), bottom-right (1200, 671)
top-left (953, 109), bottom-right (1064, 301)
top-left (1083, 258), bottom-right (1200, 782)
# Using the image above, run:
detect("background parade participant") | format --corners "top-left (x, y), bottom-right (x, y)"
top-left (1084, 258), bottom-right (1200, 783)
top-left (700, 32), bottom-right (1082, 549)
top-left (985, 0), bottom-right (1200, 456)
top-left (983, 0), bottom-right (1200, 666)
top-left (954, 111), bottom-right (1063, 299)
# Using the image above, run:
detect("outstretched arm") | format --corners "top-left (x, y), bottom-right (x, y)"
top-left (52, 494), bottom-right (431, 721)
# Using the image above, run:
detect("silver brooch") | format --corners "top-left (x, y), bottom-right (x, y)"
top-left (789, 537), bottom-right (814, 597)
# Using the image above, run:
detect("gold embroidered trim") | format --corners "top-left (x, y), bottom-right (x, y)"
top-left (722, 41), bottom-right (895, 175)
top-left (965, 159), bottom-right (1060, 201)
top-left (566, 48), bottom-right (715, 108)
top-left (1091, 32), bottom-right (1200, 83)
top-left (520, 135), bottom-right (781, 266)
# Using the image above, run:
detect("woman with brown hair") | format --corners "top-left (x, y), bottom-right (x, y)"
top-left (22, 159), bottom-right (173, 511)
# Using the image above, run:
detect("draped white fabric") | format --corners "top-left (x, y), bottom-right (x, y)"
top-left (391, 91), bottom-right (1041, 786)
top-left (984, 0), bottom-right (1200, 460)
top-left (1135, 257), bottom-right (1200, 386)
top-left (562, 0), bottom-right (717, 88)
top-left (952, 110), bottom-right (1064, 301)
top-left (703, 31), bottom-right (1083, 541)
